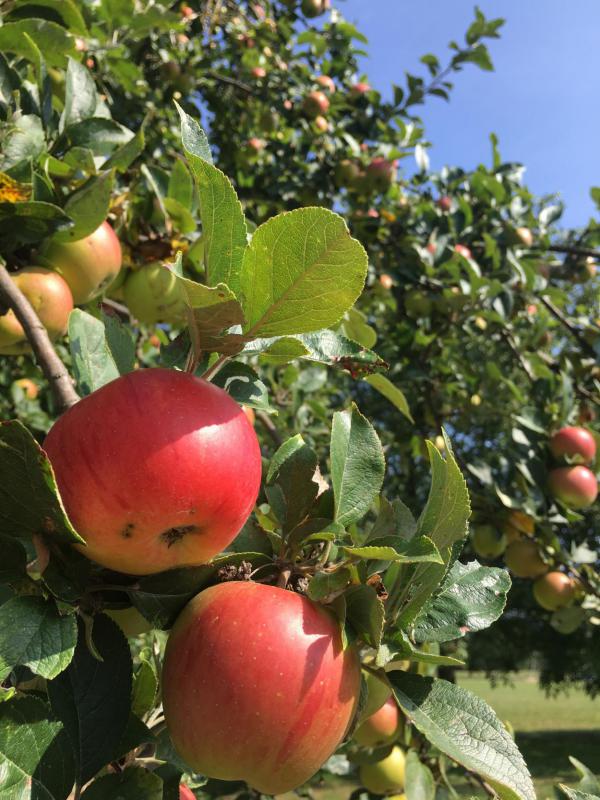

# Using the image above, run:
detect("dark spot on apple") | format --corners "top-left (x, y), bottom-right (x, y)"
top-left (160, 525), bottom-right (198, 547)
top-left (121, 523), bottom-right (135, 539)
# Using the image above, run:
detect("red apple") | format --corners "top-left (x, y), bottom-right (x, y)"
top-left (180, 4), bottom-right (193, 17)
top-left (350, 82), bottom-right (371, 97)
top-left (454, 244), bottom-right (472, 259)
top-left (179, 786), bottom-right (195, 800)
top-left (380, 274), bottom-right (393, 290)
top-left (0, 267), bottom-right (73, 354)
top-left (360, 746), bottom-right (406, 794)
top-left (43, 221), bottom-right (122, 305)
top-left (303, 90), bottom-right (330, 118)
top-left (247, 137), bottom-right (266, 153)
top-left (354, 696), bottom-right (401, 747)
top-left (549, 426), bottom-right (596, 465)
top-left (162, 581), bottom-right (360, 795)
top-left (548, 466), bottom-right (598, 509)
top-left (315, 75), bottom-right (335, 93)
top-left (251, 66), bottom-right (266, 79)
top-left (533, 572), bottom-right (576, 611)
top-left (437, 196), bottom-right (452, 212)
top-left (43, 369), bottom-right (262, 575)
top-left (504, 540), bottom-right (547, 579)
top-left (365, 158), bottom-right (395, 193)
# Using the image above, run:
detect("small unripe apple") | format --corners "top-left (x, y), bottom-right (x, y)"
top-left (379, 274), bottom-right (394, 290)
top-left (437, 195), bottom-right (452, 212)
top-left (14, 378), bottom-right (38, 399)
top-left (123, 262), bottom-right (186, 325)
top-left (526, 303), bottom-right (537, 316)
top-left (106, 607), bottom-right (153, 637)
top-left (44, 369), bottom-right (262, 575)
top-left (43, 221), bottom-right (122, 305)
top-left (533, 572), bottom-right (576, 611)
top-left (358, 671), bottom-right (392, 721)
top-left (314, 115), bottom-right (329, 132)
top-left (301, 0), bottom-right (329, 16)
top-left (251, 66), bottom-right (266, 79)
top-left (334, 159), bottom-right (360, 188)
top-left (548, 466), bottom-right (598, 509)
top-left (404, 289), bottom-right (432, 319)
top-left (360, 746), bottom-right (406, 795)
top-left (515, 227), bottom-right (533, 248)
top-left (179, 786), bottom-right (195, 800)
top-left (504, 540), bottom-right (547, 579)
top-left (181, 4), bottom-right (193, 17)
top-left (470, 394), bottom-right (482, 407)
top-left (247, 137), bottom-right (266, 153)
top-left (303, 90), bottom-right (329, 118)
top-left (315, 75), bottom-right (335, 93)
top-left (573, 257), bottom-right (597, 283)
top-left (474, 316), bottom-right (487, 330)
top-left (454, 244), bottom-right (472, 259)
top-left (163, 581), bottom-right (360, 795)
top-left (350, 82), bottom-right (371, 98)
top-left (550, 426), bottom-right (596, 465)
top-left (365, 158), bottom-right (395, 193)
top-left (0, 268), bottom-right (73, 354)
top-left (471, 524), bottom-right (507, 559)
top-left (354, 696), bottom-right (402, 747)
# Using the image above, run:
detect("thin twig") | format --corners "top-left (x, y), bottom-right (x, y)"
top-left (205, 70), bottom-right (253, 94)
top-left (548, 244), bottom-right (600, 259)
top-left (539, 295), bottom-right (598, 359)
top-left (256, 410), bottom-right (282, 446)
top-left (500, 329), bottom-right (537, 383)
top-left (199, 352), bottom-right (230, 382)
top-left (0, 264), bottom-right (79, 413)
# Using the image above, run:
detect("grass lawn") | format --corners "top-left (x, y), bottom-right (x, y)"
top-left (308, 671), bottom-right (600, 800)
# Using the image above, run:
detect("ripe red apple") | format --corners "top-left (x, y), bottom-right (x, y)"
top-left (360, 746), bottom-right (406, 794)
top-left (471, 524), bottom-right (507, 559)
top-left (365, 158), bottom-right (395, 193)
top-left (179, 786), bottom-right (195, 800)
top-left (162, 581), bottom-right (360, 795)
top-left (251, 66), bottom-right (266, 79)
top-left (550, 426), bottom-right (596, 465)
top-left (533, 572), bottom-right (576, 611)
top-left (334, 159), bottom-right (360, 188)
top-left (43, 221), bottom-right (122, 305)
top-left (548, 466), bottom-right (598, 509)
top-left (454, 244), bottom-right (472, 259)
top-left (123, 262), bottom-right (186, 324)
top-left (380, 274), bottom-right (394, 290)
top-left (315, 75), bottom-right (335, 93)
top-left (515, 227), bottom-right (533, 248)
top-left (303, 90), bottom-right (330, 118)
top-left (350, 82), bottom-right (371, 98)
top-left (0, 268), bottom-right (73, 354)
top-left (14, 378), bottom-right (38, 399)
top-left (43, 369), bottom-right (262, 575)
top-left (504, 540), bottom-right (547, 579)
top-left (437, 195), bottom-right (452, 212)
top-left (354, 696), bottom-right (401, 747)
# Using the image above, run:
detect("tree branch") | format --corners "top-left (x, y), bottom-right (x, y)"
top-left (539, 295), bottom-right (598, 360)
top-left (0, 264), bottom-right (79, 413)
top-left (548, 244), bottom-right (600, 260)
top-left (205, 70), bottom-right (253, 94)
top-left (500, 329), bottom-right (537, 383)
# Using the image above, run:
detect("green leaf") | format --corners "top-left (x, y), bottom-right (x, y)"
top-left (240, 207), bottom-right (368, 337)
top-left (368, 496), bottom-right (417, 541)
top-left (60, 57), bottom-right (97, 131)
top-left (81, 767), bottom-right (163, 800)
top-left (560, 789), bottom-right (600, 800)
top-left (0, 201), bottom-right (73, 249)
top-left (379, 630), bottom-right (464, 668)
top-left (131, 658), bottom-right (158, 719)
top-left (0, 536), bottom-right (27, 582)
top-left (331, 405), bottom-right (385, 527)
top-left (10, 0), bottom-right (88, 35)
top-left (569, 757), bottom-right (600, 795)
top-left (389, 672), bottom-right (535, 800)
top-left (69, 309), bottom-right (122, 395)
top-left (413, 561), bottom-right (511, 643)
top-left (211, 361), bottom-right (271, 412)
top-left (405, 749), bottom-right (436, 800)
top-left (48, 614), bottom-right (132, 784)
top-left (260, 337), bottom-right (310, 365)
top-left (102, 311), bottom-right (136, 375)
top-left (177, 106), bottom-right (247, 294)
top-left (52, 171), bottom-right (114, 242)
top-left (344, 584), bottom-right (385, 648)
top-left (0, 113), bottom-right (45, 170)
top-left (0, 596), bottom-right (77, 681)
top-left (0, 695), bottom-right (75, 800)
top-left (66, 118), bottom-right (134, 155)
top-left (0, 19), bottom-right (76, 68)
top-left (344, 536), bottom-right (442, 564)
top-left (168, 158), bottom-right (194, 209)
top-left (341, 307), bottom-right (377, 349)
top-left (365, 373), bottom-right (414, 422)
top-left (0, 420), bottom-right (83, 544)
top-left (396, 433), bottom-right (471, 627)
top-left (266, 437), bottom-right (319, 532)
top-left (307, 568), bottom-right (352, 601)
top-left (103, 125), bottom-right (145, 172)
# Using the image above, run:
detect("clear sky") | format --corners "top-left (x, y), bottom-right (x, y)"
top-left (339, 1), bottom-right (599, 229)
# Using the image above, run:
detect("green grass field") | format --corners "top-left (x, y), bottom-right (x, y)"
top-left (309, 672), bottom-right (600, 800)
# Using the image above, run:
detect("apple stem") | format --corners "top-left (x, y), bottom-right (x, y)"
top-left (0, 262), bottom-right (79, 413)
top-left (276, 567), bottom-right (291, 589)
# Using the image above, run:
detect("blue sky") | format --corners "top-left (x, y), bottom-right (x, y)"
top-left (340, 1), bottom-right (599, 229)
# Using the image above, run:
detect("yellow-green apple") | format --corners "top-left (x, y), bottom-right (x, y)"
top-left (471, 524), bottom-right (507, 559)
top-left (334, 159), bottom-right (360, 188)
top-left (504, 540), bottom-right (547, 579)
top-left (106, 607), bottom-right (153, 637)
top-left (315, 75), bottom-right (335, 93)
top-left (301, 0), bottom-right (330, 16)
top-left (548, 466), bottom-right (598, 509)
top-left (549, 426), bottom-right (596, 465)
top-left (123, 262), bottom-right (186, 324)
top-left (573, 257), bottom-right (596, 283)
top-left (43, 221), bottom-right (122, 305)
top-left (0, 268), bottom-right (73, 354)
top-left (314, 115), bottom-right (329, 132)
top-left (515, 227), bottom-right (533, 247)
top-left (359, 746), bottom-right (406, 794)
top-left (533, 572), bottom-right (576, 611)
top-left (162, 581), bottom-right (360, 795)
top-left (43, 369), bottom-right (262, 575)
top-left (303, 90), bottom-right (329, 118)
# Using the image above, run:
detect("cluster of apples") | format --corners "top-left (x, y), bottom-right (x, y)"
top-left (0, 221), bottom-right (121, 354)
top-left (334, 156), bottom-right (396, 195)
top-left (40, 368), bottom-right (374, 794)
top-left (547, 425), bottom-right (598, 509)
